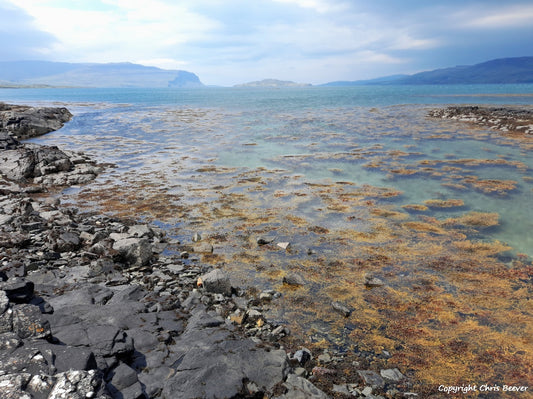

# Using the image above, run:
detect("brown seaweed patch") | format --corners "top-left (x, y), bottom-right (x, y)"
top-left (444, 211), bottom-right (499, 228)
top-left (452, 240), bottom-right (512, 256)
top-left (370, 207), bottom-right (409, 220)
top-left (440, 182), bottom-right (468, 191)
top-left (462, 177), bottom-right (517, 195)
top-left (402, 204), bottom-right (429, 212)
top-left (423, 199), bottom-right (465, 208)
top-left (403, 221), bottom-right (448, 235)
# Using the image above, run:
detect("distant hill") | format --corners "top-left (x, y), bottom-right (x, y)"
top-left (322, 57), bottom-right (533, 86)
top-left (234, 79), bottom-right (311, 88)
top-left (0, 61), bottom-right (204, 88)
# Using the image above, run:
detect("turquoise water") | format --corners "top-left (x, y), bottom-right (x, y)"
top-left (1, 85), bottom-right (532, 257)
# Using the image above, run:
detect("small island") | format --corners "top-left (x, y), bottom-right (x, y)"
top-left (234, 78), bottom-right (312, 88)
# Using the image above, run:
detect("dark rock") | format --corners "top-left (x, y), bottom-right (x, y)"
top-left (293, 348), bottom-right (312, 366)
top-left (357, 370), bottom-right (385, 388)
top-left (0, 103), bottom-right (72, 140)
top-left (12, 304), bottom-right (51, 339)
top-left (113, 237), bottom-right (153, 266)
top-left (283, 272), bottom-right (306, 286)
top-left (0, 279), bottom-right (34, 303)
top-left (199, 269), bottom-right (232, 296)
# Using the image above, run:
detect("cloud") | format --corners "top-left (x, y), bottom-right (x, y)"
top-left (457, 4), bottom-right (533, 29)
top-left (0, 0), bottom-right (57, 60)
top-left (3, 0), bottom-right (533, 85)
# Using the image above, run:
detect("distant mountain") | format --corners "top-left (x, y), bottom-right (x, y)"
top-left (321, 75), bottom-right (408, 86)
top-left (0, 60), bottom-right (204, 88)
top-left (234, 78), bottom-right (311, 88)
top-left (321, 57), bottom-right (533, 86)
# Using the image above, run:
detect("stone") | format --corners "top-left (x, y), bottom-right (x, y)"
top-left (380, 368), bottom-right (405, 382)
top-left (192, 242), bottom-right (213, 253)
top-left (357, 370), bottom-right (385, 388)
top-left (12, 304), bottom-right (51, 339)
top-left (283, 272), bottom-right (306, 286)
top-left (279, 374), bottom-right (329, 399)
top-left (293, 348), bottom-right (312, 366)
top-left (277, 242), bottom-right (290, 250)
top-left (365, 277), bottom-right (385, 288)
top-left (199, 269), bottom-right (232, 296)
top-left (113, 237), bottom-right (153, 266)
top-left (108, 362), bottom-right (139, 391)
top-left (0, 290), bottom-right (9, 314)
top-left (257, 236), bottom-right (275, 245)
top-left (0, 279), bottom-right (34, 303)
top-left (128, 224), bottom-right (153, 238)
top-left (47, 370), bottom-right (103, 399)
top-left (331, 301), bottom-right (353, 317)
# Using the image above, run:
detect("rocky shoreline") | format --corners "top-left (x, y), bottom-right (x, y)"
top-left (429, 105), bottom-right (533, 135)
top-left (0, 105), bottom-right (416, 398)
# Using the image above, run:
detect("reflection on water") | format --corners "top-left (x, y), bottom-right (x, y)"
top-left (30, 102), bottom-right (533, 394)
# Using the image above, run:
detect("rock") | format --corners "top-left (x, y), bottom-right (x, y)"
top-left (199, 269), bottom-right (232, 296)
top-left (113, 237), bottom-right (153, 266)
top-left (0, 279), bottom-right (34, 303)
top-left (277, 242), bottom-right (290, 250)
top-left (283, 272), bottom-right (306, 287)
top-left (331, 301), bottom-right (353, 317)
top-left (0, 290), bottom-right (9, 314)
top-left (12, 304), bottom-right (51, 339)
top-left (0, 373), bottom-right (32, 399)
top-left (0, 103), bottom-right (72, 140)
top-left (365, 276), bottom-right (385, 288)
top-left (318, 353), bottom-right (331, 363)
top-left (128, 224), bottom-right (153, 238)
top-left (380, 368), bottom-right (405, 382)
top-left (47, 370), bottom-right (103, 399)
top-left (192, 242), bottom-right (213, 253)
top-left (107, 362), bottom-right (139, 392)
top-left (278, 374), bottom-right (329, 399)
top-left (357, 370), bottom-right (385, 388)
top-left (292, 348), bottom-right (312, 366)
top-left (192, 232), bottom-right (202, 242)
top-left (257, 236), bottom-right (275, 245)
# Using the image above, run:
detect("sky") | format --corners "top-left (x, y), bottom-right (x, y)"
top-left (1, 0), bottom-right (532, 86)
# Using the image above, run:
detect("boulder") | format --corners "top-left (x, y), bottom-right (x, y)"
top-left (113, 237), bottom-right (153, 266)
top-left (199, 269), bottom-right (232, 296)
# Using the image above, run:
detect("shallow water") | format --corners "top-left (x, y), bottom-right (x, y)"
top-left (3, 86), bottom-right (533, 393)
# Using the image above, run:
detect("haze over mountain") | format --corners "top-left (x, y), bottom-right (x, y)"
top-left (0, 61), bottom-right (204, 88)
top-left (322, 57), bottom-right (533, 86)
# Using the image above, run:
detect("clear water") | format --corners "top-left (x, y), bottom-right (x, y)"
top-left (2, 85), bottom-right (532, 256)
top-left (3, 85), bottom-right (533, 390)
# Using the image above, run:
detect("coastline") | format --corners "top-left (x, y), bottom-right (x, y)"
top-left (0, 105), bottom-right (416, 399)
top-left (1, 103), bottom-right (532, 398)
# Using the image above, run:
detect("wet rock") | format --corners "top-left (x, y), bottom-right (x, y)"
top-left (257, 236), bottom-right (275, 245)
top-left (357, 370), bottom-right (385, 388)
top-left (0, 103), bottom-right (72, 140)
top-left (365, 276), bottom-right (385, 288)
top-left (283, 272), bottom-right (306, 287)
top-left (199, 269), bottom-right (232, 296)
top-left (331, 301), bottom-right (353, 317)
top-left (278, 374), bottom-right (329, 399)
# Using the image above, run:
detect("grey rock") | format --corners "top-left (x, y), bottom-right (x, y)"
top-left (113, 237), bottom-right (153, 266)
top-left (365, 277), bottom-right (385, 288)
top-left (128, 224), bottom-right (153, 238)
top-left (192, 242), bottom-right (213, 253)
top-left (0, 278), bottom-right (34, 303)
top-left (199, 269), bottom-right (232, 296)
top-left (293, 348), bottom-right (312, 366)
top-left (0, 373), bottom-right (32, 399)
top-left (331, 301), bottom-right (353, 317)
top-left (0, 289), bottom-right (9, 314)
top-left (278, 374), bottom-right (329, 399)
top-left (380, 368), bottom-right (405, 382)
top-left (283, 272), bottom-right (306, 286)
top-left (357, 370), bottom-right (385, 388)
top-left (108, 362), bottom-right (139, 391)
top-left (0, 103), bottom-right (72, 140)
top-left (48, 370), bottom-right (103, 399)
top-left (12, 304), bottom-right (51, 339)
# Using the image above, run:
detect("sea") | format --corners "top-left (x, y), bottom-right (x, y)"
top-left (2, 84), bottom-right (533, 391)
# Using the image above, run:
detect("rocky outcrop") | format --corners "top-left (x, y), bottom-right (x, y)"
top-left (0, 103), bottom-right (72, 140)
top-left (0, 133), bottom-right (101, 187)
top-left (429, 106), bottom-right (533, 135)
